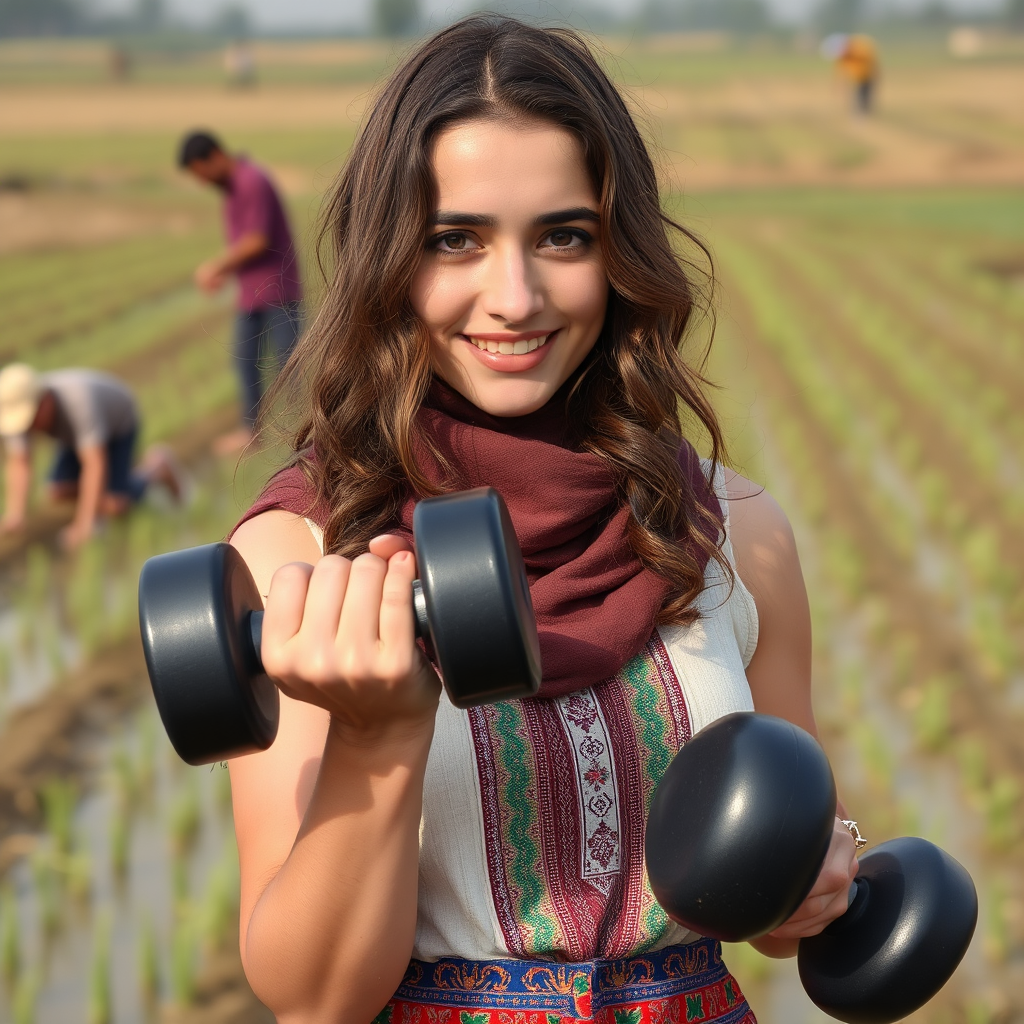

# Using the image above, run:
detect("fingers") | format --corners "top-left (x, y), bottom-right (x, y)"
top-left (368, 533), bottom-right (415, 562)
top-left (378, 550), bottom-right (417, 658)
top-left (300, 555), bottom-right (352, 645)
top-left (768, 818), bottom-right (860, 940)
top-left (262, 561), bottom-right (315, 655)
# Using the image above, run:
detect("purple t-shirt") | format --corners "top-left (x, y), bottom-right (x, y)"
top-left (224, 158), bottom-right (302, 312)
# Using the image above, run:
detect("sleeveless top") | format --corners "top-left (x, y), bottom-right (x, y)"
top-left (300, 463), bottom-right (759, 965)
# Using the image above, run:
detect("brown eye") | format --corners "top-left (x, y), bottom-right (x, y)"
top-left (442, 233), bottom-right (467, 249)
top-left (549, 230), bottom-right (575, 247)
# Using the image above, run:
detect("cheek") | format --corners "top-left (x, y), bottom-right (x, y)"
top-left (558, 264), bottom-right (609, 333)
top-left (410, 264), bottom-right (473, 333)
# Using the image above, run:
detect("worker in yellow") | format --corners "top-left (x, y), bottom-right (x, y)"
top-left (835, 34), bottom-right (879, 114)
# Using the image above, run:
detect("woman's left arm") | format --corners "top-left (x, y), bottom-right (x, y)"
top-left (724, 470), bottom-right (858, 958)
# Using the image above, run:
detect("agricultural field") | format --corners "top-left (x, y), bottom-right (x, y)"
top-left (0, 30), bottom-right (1021, 1024)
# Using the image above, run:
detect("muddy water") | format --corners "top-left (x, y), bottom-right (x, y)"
top-left (0, 702), bottom-right (235, 1024)
top-left (0, 456), bottom-right (267, 1023)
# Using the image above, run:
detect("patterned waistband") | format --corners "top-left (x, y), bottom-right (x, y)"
top-left (378, 938), bottom-right (755, 1023)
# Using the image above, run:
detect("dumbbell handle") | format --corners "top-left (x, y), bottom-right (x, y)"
top-left (244, 579), bottom-right (432, 672)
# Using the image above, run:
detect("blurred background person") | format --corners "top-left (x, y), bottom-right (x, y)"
top-left (178, 130), bottom-right (302, 455)
top-left (0, 364), bottom-right (180, 549)
top-left (823, 33), bottom-right (880, 114)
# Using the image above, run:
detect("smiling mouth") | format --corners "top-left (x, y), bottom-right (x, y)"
top-left (462, 332), bottom-right (556, 355)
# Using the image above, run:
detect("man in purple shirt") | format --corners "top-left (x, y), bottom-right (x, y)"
top-left (179, 131), bottom-right (302, 454)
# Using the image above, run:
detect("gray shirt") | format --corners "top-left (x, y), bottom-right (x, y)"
top-left (4, 369), bottom-right (138, 454)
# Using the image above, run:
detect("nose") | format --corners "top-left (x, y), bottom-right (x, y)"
top-left (481, 243), bottom-right (544, 325)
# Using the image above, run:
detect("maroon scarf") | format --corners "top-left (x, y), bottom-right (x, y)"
top-left (234, 382), bottom-right (722, 698)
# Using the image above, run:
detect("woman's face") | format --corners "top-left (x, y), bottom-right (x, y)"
top-left (410, 118), bottom-right (609, 418)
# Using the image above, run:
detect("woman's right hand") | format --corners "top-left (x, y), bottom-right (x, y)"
top-left (260, 537), bottom-right (442, 740)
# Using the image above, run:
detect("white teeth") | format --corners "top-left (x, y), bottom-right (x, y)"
top-left (467, 332), bottom-right (554, 353)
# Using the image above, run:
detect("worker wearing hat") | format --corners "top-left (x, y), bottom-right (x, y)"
top-left (0, 364), bottom-right (179, 548)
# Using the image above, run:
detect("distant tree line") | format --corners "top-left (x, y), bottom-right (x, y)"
top-left (0, 0), bottom-right (252, 39)
top-left (2, 0), bottom-right (1023, 39)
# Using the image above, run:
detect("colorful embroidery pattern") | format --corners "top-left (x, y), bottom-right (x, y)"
top-left (378, 939), bottom-right (755, 1023)
top-left (468, 633), bottom-right (692, 961)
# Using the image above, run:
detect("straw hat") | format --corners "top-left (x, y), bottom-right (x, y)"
top-left (0, 364), bottom-right (42, 437)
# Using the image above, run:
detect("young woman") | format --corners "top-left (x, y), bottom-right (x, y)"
top-left (227, 16), bottom-right (859, 1023)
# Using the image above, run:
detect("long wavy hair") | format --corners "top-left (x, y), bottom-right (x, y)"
top-left (273, 14), bottom-right (729, 625)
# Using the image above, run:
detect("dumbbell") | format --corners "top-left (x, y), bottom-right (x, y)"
top-left (139, 487), bottom-right (541, 766)
top-left (645, 713), bottom-right (977, 1024)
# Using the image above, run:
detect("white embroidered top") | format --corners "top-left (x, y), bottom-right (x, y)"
top-left (306, 466), bottom-right (758, 965)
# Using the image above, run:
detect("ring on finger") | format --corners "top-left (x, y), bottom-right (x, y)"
top-left (840, 818), bottom-right (868, 850)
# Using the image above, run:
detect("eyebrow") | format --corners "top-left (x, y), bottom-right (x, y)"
top-left (432, 206), bottom-right (600, 227)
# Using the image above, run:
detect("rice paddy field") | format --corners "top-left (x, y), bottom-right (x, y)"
top-left (0, 29), bottom-right (1022, 1024)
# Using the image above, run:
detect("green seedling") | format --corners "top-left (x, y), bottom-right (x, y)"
top-left (839, 663), bottom-right (863, 716)
top-left (168, 779), bottom-right (202, 860)
top-left (40, 778), bottom-right (76, 858)
top-left (67, 541), bottom-right (107, 656)
top-left (138, 910), bottom-right (161, 1008)
top-left (852, 721), bottom-right (895, 794)
top-left (956, 736), bottom-right (988, 799)
top-left (0, 643), bottom-right (12, 693)
top-left (983, 776), bottom-right (1020, 852)
top-left (88, 911), bottom-right (113, 1024)
top-left (202, 839), bottom-right (240, 952)
top-left (135, 713), bottom-right (158, 801)
top-left (214, 762), bottom-right (232, 818)
top-left (913, 677), bottom-right (951, 753)
top-left (110, 803), bottom-right (130, 881)
top-left (170, 910), bottom-right (198, 1007)
top-left (65, 851), bottom-right (92, 903)
top-left (30, 851), bottom-right (60, 939)
top-left (12, 968), bottom-right (39, 1024)
top-left (42, 621), bottom-right (65, 679)
top-left (0, 886), bottom-right (21, 987)
top-left (984, 877), bottom-right (1010, 965)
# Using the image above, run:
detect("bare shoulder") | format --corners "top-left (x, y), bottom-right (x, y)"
top-left (721, 468), bottom-right (815, 729)
top-left (721, 468), bottom-right (799, 595)
top-left (231, 508), bottom-right (323, 595)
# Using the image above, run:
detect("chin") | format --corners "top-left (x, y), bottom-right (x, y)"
top-left (469, 381), bottom-right (558, 418)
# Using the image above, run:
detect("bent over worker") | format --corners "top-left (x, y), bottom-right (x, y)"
top-left (0, 364), bottom-right (178, 549)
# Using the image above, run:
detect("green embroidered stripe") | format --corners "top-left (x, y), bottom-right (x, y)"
top-left (621, 649), bottom-right (674, 946)
top-left (490, 701), bottom-right (558, 952)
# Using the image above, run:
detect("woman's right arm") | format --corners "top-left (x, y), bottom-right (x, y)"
top-left (228, 509), bottom-right (441, 1023)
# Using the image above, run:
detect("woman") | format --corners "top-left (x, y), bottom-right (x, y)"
top-left (227, 16), bottom-right (859, 1023)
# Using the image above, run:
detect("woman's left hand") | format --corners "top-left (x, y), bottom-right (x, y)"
top-left (766, 817), bottom-right (859, 939)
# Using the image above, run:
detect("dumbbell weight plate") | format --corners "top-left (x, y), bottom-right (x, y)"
top-left (139, 542), bottom-right (278, 766)
top-left (414, 487), bottom-right (541, 707)
top-left (645, 712), bottom-right (837, 942)
top-left (798, 837), bottom-right (977, 1024)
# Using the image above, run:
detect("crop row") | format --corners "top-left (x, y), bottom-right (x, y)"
top-left (718, 232), bottom-right (1024, 680)
top-left (0, 229), bottom-right (220, 357)
top-left (716, 235), bottom-right (1023, 843)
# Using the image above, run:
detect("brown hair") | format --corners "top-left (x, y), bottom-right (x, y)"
top-left (274, 14), bottom-right (728, 624)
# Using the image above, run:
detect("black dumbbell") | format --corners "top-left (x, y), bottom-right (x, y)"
top-left (645, 712), bottom-right (977, 1024)
top-left (139, 487), bottom-right (541, 766)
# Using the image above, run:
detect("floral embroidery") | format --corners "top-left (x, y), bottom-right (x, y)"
top-left (468, 634), bottom-right (692, 961)
top-left (386, 940), bottom-right (754, 1024)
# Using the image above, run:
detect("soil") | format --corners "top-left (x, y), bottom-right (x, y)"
top-left (0, 191), bottom-right (199, 256)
